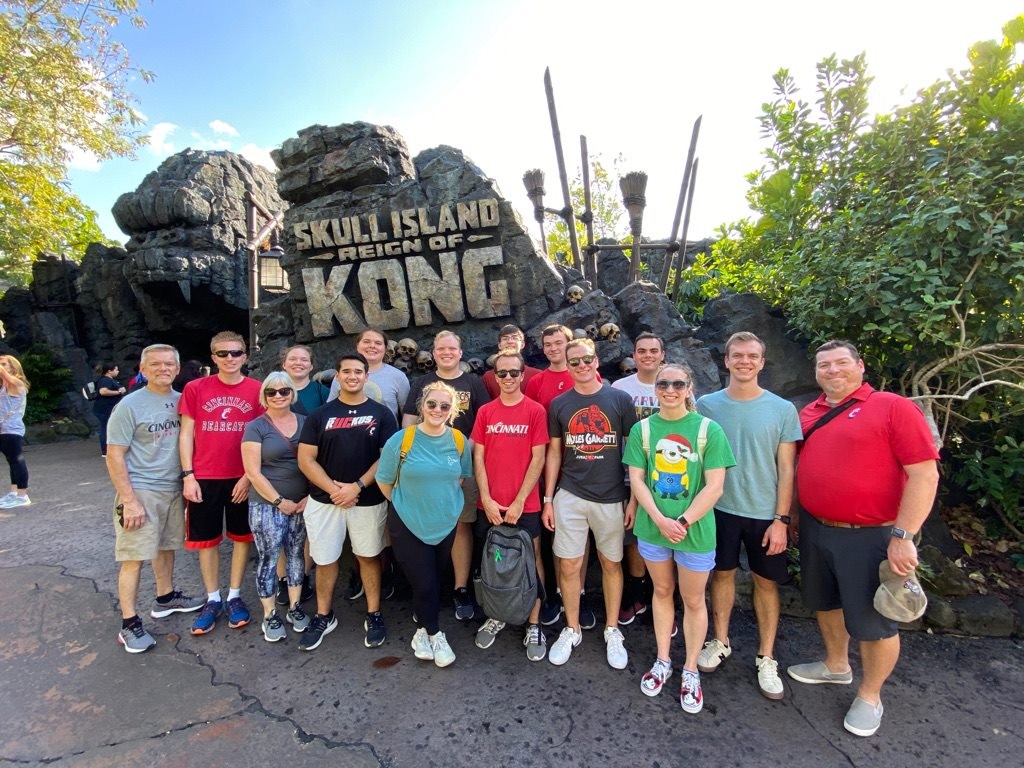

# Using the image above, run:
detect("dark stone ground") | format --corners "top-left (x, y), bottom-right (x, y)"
top-left (1, 441), bottom-right (1022, 767)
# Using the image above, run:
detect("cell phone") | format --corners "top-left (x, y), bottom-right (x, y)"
top-left (116, 503), bottom-right (125, 527)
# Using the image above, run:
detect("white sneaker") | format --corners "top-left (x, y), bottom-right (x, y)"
top-left (603, 626), bottom-right (628, 669)
top-left (697, 638), bottom-right (731, 672)
top-left (756, 656), bottom-right (785, 700)
top-left (429, 631), bottom-right (456, 667)
top-left (0, 492), bottom-right (17, 505)
top-left (411, 627), bottom-right (433, 660)
top-left (548, 626), bottom-right (582, 666)
top-left (0, 494), bottom-right (30, 508)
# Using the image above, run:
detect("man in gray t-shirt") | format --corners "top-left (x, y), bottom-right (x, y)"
top-left (105, 344), bottom-right (203, 654)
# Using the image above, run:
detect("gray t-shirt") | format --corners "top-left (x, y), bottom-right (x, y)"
top-left (548, 384), bottom-right (637, 503)
top-left (241, 414), bottom-right (309, 504)
top-left (106, 388), bottom-right (183, 491)
top-left (696, 388), bottom-right (802, 520)
top-left (329, 363), bottom-right (410, 419)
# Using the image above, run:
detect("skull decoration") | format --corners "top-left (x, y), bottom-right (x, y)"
top-left (459, 361), bottom-right (472, 374)
top-left (600, 322), bottom-right (621, 342)
top-left (619, 357), bottom-right (638, 376)
top-left (485, 353), bottom-right (498, 369)
top-left (385, 339), bottom-right (399, 363)
top-left (566, 285), bottom-right (584, 304)
top-left (467, 357), bottom-right (485, 375)
top-left (416, 350), bottom-right (435, 373)
top-left (393, 357), bottom-right (412, 375)
top-left (585, 324), bottom-right (599, 340)
top-left (397, 338), bottom-right (418, 360)
top-left (573, 328), bottom-right (589, 340)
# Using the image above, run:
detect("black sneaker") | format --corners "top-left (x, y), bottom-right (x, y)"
top-left (343, 568), bottom-right (364, 601)
top-left (579, 591), bottom-right (597, 630)
top-left (275, 578), bottom-right (288, 606)
top-left (298, 612), bottom-right (338, 651)
top-left (300, 574), bottom-right (314, 604)
top-left (540, 592), bottom-right (563, 626)
top-left (364, 611), bottom-right (387, 648)
top-left (453, 587), bottom-right (476, 621)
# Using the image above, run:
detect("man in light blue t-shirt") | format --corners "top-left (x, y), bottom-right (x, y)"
top-left (695, 332), bottom-right (802, 701)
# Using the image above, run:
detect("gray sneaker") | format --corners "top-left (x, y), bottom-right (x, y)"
top-left (844, 697), bottom-right (884, 737)
top-left (286, 603), bottom-right (311, 632)
top-left (150, 590), bottom-right (205, 619)
top-left (118, 622), bottom-right (156, 654)
top-left (787, 661), bottom-right (853, 685)
top-left (475, 618), bottom-right (505, 649)
top-left (262, 611), bottom-right (287, 642)
top-left (523, 624), bottom-right (546, 661)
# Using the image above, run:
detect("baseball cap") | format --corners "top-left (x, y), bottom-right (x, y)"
top-left (873, 560), bottom-right (927, 623)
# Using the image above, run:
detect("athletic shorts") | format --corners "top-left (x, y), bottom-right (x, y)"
top-left (798, 511), bottom-right (898, 641)
top-left (459, 475), bottom-right (479, 524)
top-left (114, 489), bottom-right (185, 562)
top-left (304, 497), bottom-right (387, 564)
top-left (713, 509), bottom-right (790, 583)
top-left (185, 478), bottom-right (252, 548)
top-left (552, 488), bottom-right (625, 562)
top-left (638, 540), bottom-right (716, 572)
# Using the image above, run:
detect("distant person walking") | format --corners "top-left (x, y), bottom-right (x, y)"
top-left (0, 354), bottom-right (31, 508)
top-left (93, 361), bottom-right (126, 458)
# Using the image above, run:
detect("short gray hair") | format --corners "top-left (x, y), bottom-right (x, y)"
top-left (140, 344), bottom-right (180, 367)
top-left (259, 371), bottom-right (297, 408)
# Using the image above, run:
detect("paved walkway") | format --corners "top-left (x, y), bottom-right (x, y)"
top-left (1, 440), bottom-right (1022, 767)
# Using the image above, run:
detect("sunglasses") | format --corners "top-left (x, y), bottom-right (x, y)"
top-left (264, 387), bottom-right (293, 397)
top-left (214, 350), bottom-right (246, 358)
top-left (567, 355), bottom-right (597, 367)
top-left (424, 400), bottom-right (452, 412)
top-left (494, 369), bottom-right (523, 379)
top-left (655, 379), bottom-right (691, 390)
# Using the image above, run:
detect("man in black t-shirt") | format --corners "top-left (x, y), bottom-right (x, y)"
top-left (298, 353), bottom-right (398, 651)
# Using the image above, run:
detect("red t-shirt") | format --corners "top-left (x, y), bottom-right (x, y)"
top-left (179, 376), bottom-right (265, 479)
top-left (797, 383), bottom-right (939, 525)
top-left (523, 368), bottom-right (601, 410)
top-left (470, 396), bottom-right (549, 513)
top-left (482, 365), bottom-right (541, 400)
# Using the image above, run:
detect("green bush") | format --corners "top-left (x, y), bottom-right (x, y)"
top-left (952, 433), bottom-right (1024, 536)
top-left (18, 344), bottom-right (73, 424)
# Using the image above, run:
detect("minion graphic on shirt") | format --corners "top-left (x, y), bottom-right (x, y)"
top-left (652, 433), bottom-right (695, 499)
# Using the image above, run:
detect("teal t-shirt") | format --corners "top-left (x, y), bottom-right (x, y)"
top-left (623, 411), bottom-right (735, 553)
top-left (375, 426), bottom-right (473, 545)
top-left (696, 388), bottom-right (802, 520)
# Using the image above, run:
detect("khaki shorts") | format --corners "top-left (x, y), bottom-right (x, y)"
top-left (458, 474), bottom-right (479, 524)
top-left (304, 497), bottom-right (387, 564)
top-left (114, 488), bottom-right (185, 562)
top-left (552, 488), bottom-right (625, 562)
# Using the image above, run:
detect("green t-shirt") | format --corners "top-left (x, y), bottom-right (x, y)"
top-left (623, 411), bottom-right (736, 554)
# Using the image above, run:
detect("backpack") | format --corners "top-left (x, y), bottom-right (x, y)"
top-left (81, 381), bottom-right (99, 401)
top-left (477, 524), bottom-right (538, 625)
top-left (639, 415), bottom-right (710, 464)
top-left (393, 425), bottom-right (465, 489)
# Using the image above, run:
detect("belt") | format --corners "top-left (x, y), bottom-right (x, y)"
top-left (812, 516), bottom-right (895, 529)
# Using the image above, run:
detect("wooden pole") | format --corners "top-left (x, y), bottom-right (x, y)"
top-left (580, 135), bottom-right (597, 280)
top-left (659, 115), bottom-right (702, 292)
top-left (671, 158), bottom-right (700, 305)
top-left (544, 68), bottom-right (582, 273)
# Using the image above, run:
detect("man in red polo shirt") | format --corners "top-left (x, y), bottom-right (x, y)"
top-left (787, 340), bottom-right (939, 738)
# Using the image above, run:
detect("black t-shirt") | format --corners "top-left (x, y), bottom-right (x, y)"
top-left (298, 397), bottom-right (398, 505)
top-left (403, 371), bottom-right (491, 435)
top-left (93, 375), bottom-right (122, 416)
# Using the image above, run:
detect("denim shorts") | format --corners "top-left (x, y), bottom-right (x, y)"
top-left (638, 539), bottom-right (716, 572)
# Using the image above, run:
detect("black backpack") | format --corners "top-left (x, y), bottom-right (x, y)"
top-left (81, 381), bottom-right (99, 401)
top-left (477, 524), bottom-right (538, 625)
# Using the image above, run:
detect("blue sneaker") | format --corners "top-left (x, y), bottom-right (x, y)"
top-left (226, 597), bottom-right (251, 629)
top-left (191, 600), bottom-right (222, 635)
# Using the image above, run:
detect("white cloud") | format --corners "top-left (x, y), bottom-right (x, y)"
top-left (66, 145), bottom-right (102, 172)
top-left (239, 143), bottom-right (277, 171)
top-left (209, 119), bottom-right (239, 137)
top-left (148, 122), bottom-right (178, 157)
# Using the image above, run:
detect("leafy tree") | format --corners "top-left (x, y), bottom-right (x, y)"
top-left (544, 156), bottom-right (628, 265)
top-left (0, 0), bottom-right (149, 283)
top-left (692, 17), bottom-right (1024, 533)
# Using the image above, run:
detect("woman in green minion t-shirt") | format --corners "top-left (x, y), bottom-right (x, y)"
top-left (623, 362), bottom-right (735, 714)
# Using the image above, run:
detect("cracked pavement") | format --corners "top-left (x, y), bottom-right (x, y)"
top-left (1, 440), bottom-right (1022, 767)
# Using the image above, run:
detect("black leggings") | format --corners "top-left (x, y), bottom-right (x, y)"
top-left (0, 434), bottom-right (28, 489)
top-left (387, 506), bottom-right (455, 635)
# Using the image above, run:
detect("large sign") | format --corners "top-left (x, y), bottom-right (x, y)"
top-left (296, 198), bottom-right (512, 337)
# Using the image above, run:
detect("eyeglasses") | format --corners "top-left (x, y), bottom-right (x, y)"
top-left (264, 387), bottom-right (293, 398)
top-left (424, 400), bottom-right (452, 412)
top-left (214, 350), bottom-right (246, 358)
top-left (567, 355), bottom-right (597, 367)
top-left (494, 369), bottom-right (523, 379)
top-left (655, 379), bottom-right (690, 391)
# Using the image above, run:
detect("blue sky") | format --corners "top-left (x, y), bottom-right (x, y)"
top-left (67, 0), bottom-right (1022, 244)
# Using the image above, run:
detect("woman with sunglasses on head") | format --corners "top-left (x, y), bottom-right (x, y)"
top-left (0, 354), bottom-right (31, 508)
top-left (376, 381), bottom-right (473, 667)
top-left (241, 372), bottom-right (311, 642)
top-left (622, 362), bottom-right (735, 715)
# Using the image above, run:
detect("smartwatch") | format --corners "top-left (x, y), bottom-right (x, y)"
top-left (543, 496), bottom-right (554, 504)
top-left (271, 496), bottom-right (284, 508)
top-left (179, 469), bottom-right (195, 479)
top-left (890, 526), bottom-right (913, 540)
top-left (355, 479), bottom-right (366, 490)
top-left (774, 514), bottom-right (791, 525)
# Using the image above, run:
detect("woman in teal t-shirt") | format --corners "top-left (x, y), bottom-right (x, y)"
top-left (623, 362), bottom-right (735, 714)
top-left (377, 380), bottom-right (472, 668)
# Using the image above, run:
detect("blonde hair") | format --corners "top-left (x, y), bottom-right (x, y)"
top-left (417, 380), bottom-right (462, 426)
top-left (210, 330), bottom-right (246, 353)
top-left (659, 362), bottom-right (698, 412)
top-left (0, 355), bottom-right (30, 393)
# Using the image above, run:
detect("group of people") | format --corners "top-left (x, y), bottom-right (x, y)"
top-left (100, 320), bottom-right (938, 738)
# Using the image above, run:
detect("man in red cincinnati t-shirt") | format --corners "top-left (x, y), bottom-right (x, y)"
top-left (788, 340), bottom-right (939, 739)
top-left (179, 331), bottom-right (265, 636)
top-left (471, 348), bottom-right (549, 659)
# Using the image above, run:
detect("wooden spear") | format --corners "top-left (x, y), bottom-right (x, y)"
top-left (659, 115), bottom-right (702, 292)
top-left (544, 68), bottom-right (583, 273)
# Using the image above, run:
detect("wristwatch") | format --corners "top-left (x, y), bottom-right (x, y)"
top-left (271, 496), bottom-right (284, 508)
top-left (179, 469), bottom-right (194, 479)
top-left (355, 479), bottom-right (366, 490)
top-left (890, 526), bottom-right (913, 540)
top-left (774, 514), bottom-right (791, 525)
top-left (543, 496), bottom-right (554, 504)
